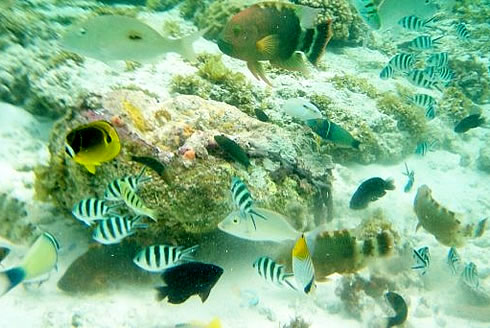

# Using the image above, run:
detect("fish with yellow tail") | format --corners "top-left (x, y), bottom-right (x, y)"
top-left (65, 120), bottom-right (120, 174)
top-left (414, 185), bottom-right (487, 247)
top-left (120, 181), bottom-right (159, 222)
top-left (175, 318), bottom-right (222, 328)
top-left (60, 15), bottom-right (203, 63)
top-left (0, 232), bottom-right (59, 296)
top-left (292, 234), bottom-right (316, 294)
top-left (218, 1), bottom-right (333, 85)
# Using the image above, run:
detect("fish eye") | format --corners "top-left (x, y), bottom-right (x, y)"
top-left (232, 217), bottom-right (239, 224)
top-left (79, 28), bottom-right (87, 36)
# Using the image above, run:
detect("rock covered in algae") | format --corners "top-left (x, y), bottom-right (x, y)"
top-left (35, 92), bottom-right (334, 245)
top-left (413, 185), bottom-right (487, 247)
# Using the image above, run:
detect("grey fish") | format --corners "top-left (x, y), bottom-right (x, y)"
top-left (60, 15), bottom-right (202, 63)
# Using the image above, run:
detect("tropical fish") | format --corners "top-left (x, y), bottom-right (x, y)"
top-left (175, 318), bottom-right (222, 328)
top-left (415, 141), bottom-right (436, 156)
top-left (385, 292), bottom-right (408, 328)
top-left (60, 15), bottom-right (202, 63)
top-left (411, 93), bottom-right (436, 110)
top-left (120, 181), bottom-right (159, 221)
top-left (133, 244), bottom-right (199, 272)
top-left (349, 177), bottom-right (395, 210)
top-left (0, 232), bottom-right (59, 296)
top-left (72, 198), bottom-right (119, 226)
top-left (454, 113), bottom-right (485, 133)
top-left (350, 0), bottom-right (384, 30)
top-left (65, 120), bottom-right (121, 174)
top-left (305, 118), bottom-right (360, 149)
top-left (130, 156), bottom-right (166, 177)
top-left (426, 52), bottom-right (448, 67)
top-left (380, 64), bottom-right (395, 80)
top-left (406, 70), bottom-right (441, 90)
top-left (456, 22), bottom-right (470, 41)
top-left (437, 67), bottom-right (453, 83)
top-left (217, 2), bottom-right (333, 85)
top-left (398, 15), bottom-right (435, 31)
top-left (388, 53), bottom-right (415, 72)
top-left (292, 234), bottom-right (315, 294)
top-left (282, 98), bottom-right (323, 121)
top-left (104, 167), bottom-right (151, 201)
top-left (402, 162), bottom-right (414, 193)
top-left (218, 208), bottom-right (299, 242)
top-left (214, 135), bottom-right (250, 168)
top-left (411, 246), bottom-right (430, 275)
top-left (423, 66), bottom-right (439, 81)
top-left (447, 247), bottom-right (461, 275)
top-left (230, 177), bottom-right (267, 230)
top-left (254, 108), bottom-right (269, 122)
top-left (409, 35), bottom-right (443, 50)
top-left (425, 104), bottom-right (436, 120)
top-left (155, 262), bottom-right (223, 304)
top-left (460, 262), bottom-right (479, 289)
top-left (252, 256), bottom-right (296, 290)
top-left (92, 215), bottom-right (147, 245)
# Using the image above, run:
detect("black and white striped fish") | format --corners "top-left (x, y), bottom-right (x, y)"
top-left (398, 15), bottom-right (435, 32)
top-left (407, 70), bottom-right (441, 90)
top-left (412, 246), bottom-right (430, 275)
top-left (230, 177), bottom-right (267, 230)
top-left (412, 93), bottom-right (436, 110)
top-left (72, 198), bottom-right (119, 226)
top-left (447, 247), bottom-right (461, 275)
top-left (415, 141), bottom-right (436, 156)
top-left (456, 23), bottom-right (470, 41)
top-left (426, 52), bottom-right (449, 67)
top-left (423, 66), bottom-right (439, 81)
top-left (461, 262), bottom-right (479, 288)
top-left (104, 167), bottom-right (151, 201)
top-left (389, 53), bottom-right (415, 72)
top-left (92, 215), bottom-right (147, 245)
top-left (133, 244), bottom-right (199, 272)
top-left (120, 181), bottom-right (158, 222)
top-left (253, 256), bottom-right (296, 290)
top-left (409, 35), bottom-right (443, 50)
top-left (425, 104), bottom-right (436, 120)
top-left (380, 64), bottom-right (395, 80)
top-left (437, 67), bottom-right (454, 83)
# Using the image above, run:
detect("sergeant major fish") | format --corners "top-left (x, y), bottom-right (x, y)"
top-left (253, 256), bottom-right (296, 290)
top-left (230, 177), bottom-right (267, 230)
top-left (349, 177), bottom-right (395, 209)
top-left (447, 247), bottom-right (461, 275)
top-left (133, 244), bottom-right (199, 272)
top-left (409, 35), bottom-right (444, 50)
top-left (217, 2), bottom-right (333, 85)
top-left (398, 15), bottom-right (435, 31)
top-left (60, 15), bottom-right (203, 63)
top-left (0, 232), bottom-right (59, 296)
top-left (412, 246), bottom-right (430, 275)
top-left (120, 181), bottom-right (159, 222)
top-left (456, 22), bottom-right (470, 41)
top-left (460, 262), bottom-right (479, 289)
top-left (93, 215), bottom-right (147, 245)
top-left (380, 64), bottom-right (395, 80)
top-left (104, 167), bottom-right (151, 201)
top-left (72, 198), bottom-right (120, 226)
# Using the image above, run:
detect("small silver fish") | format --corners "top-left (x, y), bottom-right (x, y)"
top-left (380, 64), bottom-right (395, 80)
top-left (133, 244), bottom-right (199, 272)
top-left (447, 247), bottom-right (461, 275)
top-left (93, 215), bottom-right (147, 245)
top-left (412, 246), bottom-right (430, 275)
top-left (456, 23), bottom-right (470, 41)
top-left (409, 35), bottom-right (443, 50)
top-left (402, 162), bottom-right (414, 193)
top-left (460, 262), bottom-right (479, 288)
top-left (253, 256), bottom-right (296, 290)
top-left (72, 198), bottom-right (119, 226)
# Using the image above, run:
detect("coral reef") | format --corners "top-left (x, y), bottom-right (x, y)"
top-left (282, 316), bottom-right (311, 328)
top-left (0, 193), bottom-right (32, 242)
top-left (450, 57), bottom-right (490, 105)
top-left (146, 0), bottom-right (182, 11)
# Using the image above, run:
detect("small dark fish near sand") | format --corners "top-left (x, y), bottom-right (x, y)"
top-left (454, 113), bottom-right (485, 133)
top-left (131, 155), bottom-right (166, 176)
top-left (350, 177), bottom-right (395, 209)
top-left (214, 135), bottom-right (250, 168)
top-left (254, 108), bottom-right (269, 122)
top-left (155, 262), bottom-right (223, 304)
top-left (385, 292), bottom-right (408, 328)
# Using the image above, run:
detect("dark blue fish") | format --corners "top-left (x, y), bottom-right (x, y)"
top-left (454, 114), bottom-right (485, 133)
top-left (349, 177), bottom-right (395, 210)
top-left (214, 135), bottom-right (251, 168)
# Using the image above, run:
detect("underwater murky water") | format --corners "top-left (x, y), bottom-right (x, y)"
top-left (0, 0), bottom-right (489, 327)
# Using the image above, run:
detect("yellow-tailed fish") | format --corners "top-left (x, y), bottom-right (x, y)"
top-left (120, 181), bottom-right (158, 222)
top-left (0, 232), bottom-right (59, 296)
top-left (176, 317), bottom-right (222, 328)
top-left (60, 15), bottom-right (203, 63)
top-left (292, 234), bottom-right (316, 294)
top-left (65, 120), bottom-right (121, 174)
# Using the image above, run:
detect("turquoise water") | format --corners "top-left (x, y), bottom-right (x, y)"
top-left (0, 0), bottom-right (489, 327)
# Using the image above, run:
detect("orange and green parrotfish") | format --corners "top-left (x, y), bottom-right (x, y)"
top-left (217, 1), bottom-right (333, 85)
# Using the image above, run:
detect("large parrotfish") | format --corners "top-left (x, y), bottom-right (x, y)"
top-left (217, 1), bottom-right (333, 85)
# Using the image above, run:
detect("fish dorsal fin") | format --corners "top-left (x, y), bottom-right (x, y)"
top-left (256, 34), bottom-right (280, 57)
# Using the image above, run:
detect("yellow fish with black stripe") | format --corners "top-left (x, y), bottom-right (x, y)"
top-left (65, 120), bottom-right (121, 174)
top-left (0, 232), bottom-right (60, 296)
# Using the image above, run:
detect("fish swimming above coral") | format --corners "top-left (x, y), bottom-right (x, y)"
top-left (92, 215), bottom-right (148, 245)
top-left (384, 291), bottom-right (408, 328)
top-left (282, 98), bottom-right (323, 121)
top-left (130, 156), bottom-right (166, 177)
top-left (230, 177), bottom-right (267, 230)
top-left (60, 15), bottom-right (203, 63)
top-left (214, 135), bottom-right (250, 168)
top-left (0, 232), bottom-right (59, 297)
top-left (349, 177), bottom-right (395, 209)
top-left (454, 113), bottom-right (486, 133)
top-left (305, 118), bottom-right (361, 149)
top-left (350, 0), bottom-right (385, 30)
top-left (155, 262), bottom-right (223, 304)
top-left (104, 167), bottom-right (152, 201)
top-left (217, 2), bottom-right (333, 85)
top-left (65, 120), bottom-right (121, 174)
top-left (133, 244), bottom-right (199, 273)
top-left (413, 185), bottom-right (487, 247)
top-left (72, 197), bottom-right (120, 226)
top-left (120, 182), bottom-right (159, 222)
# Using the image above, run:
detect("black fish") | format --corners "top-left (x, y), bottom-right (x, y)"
top-left (385, 292), bottom-right (408, 328)
top-left (214, 135), bottom-right (250, 168)
top-left (454, 114), bottom-right (485, 133)
top-left (155, 262), bottom-right (223, 304)
top-left (349, 177), bottom-right (395, 210)
top-left (130, 155), bottom-right (166, 176)
top-left (254, 108), bottom-right (269, 122)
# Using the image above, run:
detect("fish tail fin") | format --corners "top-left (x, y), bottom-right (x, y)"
top-left (474, 218), bottom-right (487, 238)
top-left (0, 266), bottom-right (26, 296)
top-left (174, 28), bottom-right (207, 62)
top-left (384, 178), bottom-right (396, 190)
top-left (155, 286), bottom-right (169, 301)
top-left (304, 19), bottom-right (333, 66)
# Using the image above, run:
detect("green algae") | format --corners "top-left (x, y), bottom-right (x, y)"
top-left (146, 0), bottom-right (182, 11)
top-left (329, 74), bottom-right (379, 98)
